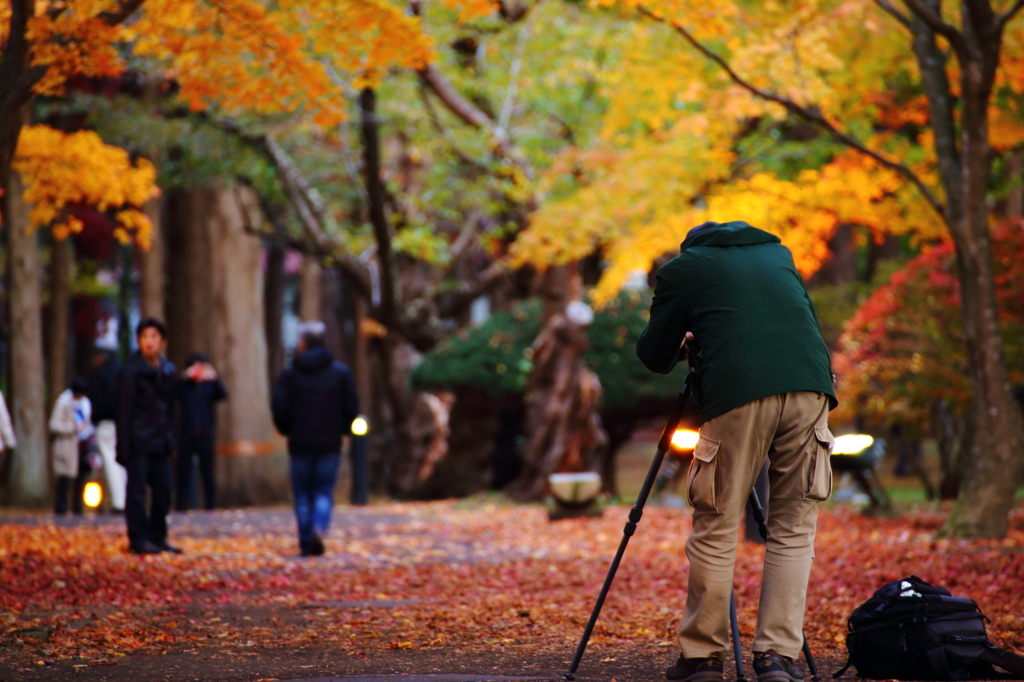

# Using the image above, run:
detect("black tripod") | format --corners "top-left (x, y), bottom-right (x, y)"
top-left (565, 375), bottom-right (821, 682)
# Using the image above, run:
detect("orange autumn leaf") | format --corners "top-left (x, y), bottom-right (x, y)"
top-left (10, 125), bottom-right (159, 248)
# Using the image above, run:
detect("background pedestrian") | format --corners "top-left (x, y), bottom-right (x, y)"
top-left (117, 318), bottom-right (180, 554)
top-left (0, 388), bottom-right (16, 483)
top-left (50, 378), bottom-right (94, 516)
top-left (176, 352), bottom-right (227, 511)
top-left (271, 321), bottom-right (359, 557)
top-left (87, 343), bottom-right (125, 513)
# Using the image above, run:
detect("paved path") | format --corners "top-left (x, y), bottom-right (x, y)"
top-left (280, 671), bottom-right (552, 675)
top-left (0, 502), bottom-right (630, 570)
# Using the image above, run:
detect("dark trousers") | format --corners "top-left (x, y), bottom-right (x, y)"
top-left (289, 453), bottom-right (341, 553)
top-left (125, 451), bottom-right (173, 549)
top-left (55, 471), bottom-right (89, 515)
top-left (175, 435), bottom-right (217, 511)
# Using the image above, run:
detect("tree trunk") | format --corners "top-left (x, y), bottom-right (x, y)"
top-left (299, 259), bottom-right (321, 322)
top-left (5, 172), bottom-right (48, 507)
top-left (939, 89), bottom-right (1024, 537)
top-left (507, 266), bottom-right (608, 500)
top-left (47, 235), bottom-right (71, 405)
top-left (930, 398), bottom-right (967, 500)
top-left (350, 285), bottom-right (371, 411)
top-left (359, 87), bottom-right (426, 495)
top-left (138, 194), bottom-right (166, 321)
top-left (907, 2), bottom-right (1024, 538)
top-left (209, 185), bottom-right (280, 505)
top-left (320, 266), bottom-right (348, 363)
top-left (165, 188), bottom-right (213, 370)
top-left (822, 223), bottom-right (857, 284)
top-left (264, 242), bottom-right (285, 384)
top-left (167, 184), bottom-right (283, 506)
top-left (0, 1), bottom-right (33, 196)
top-left (404, 389), bottom-right (496, 500)
top-left (366, 334), bottom-right (421, 495)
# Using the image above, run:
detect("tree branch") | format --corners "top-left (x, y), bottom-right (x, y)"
top-left (435, 261), bottom-right (509, 318)
top-left (416, 81), bottom-right (490, 169)
top-left (97, 0), bottom-right (147, 25)
top-left (639, 6), bottom-right (948, 223)
top-left (209, 118), bottom-right (374, 296)
top-left (262, 135), bottom-right (337, 240)
top-left (235, 179), bottom-right (372, 300)
top-left (873, 0), bottom-right (913, 28)
top-left (360, 88), bottom-right (399, 330)
top-left (998, 0), bottom-right (1024, 29)
top-left (899, 0), bottom-right (968, 57)
top-left (498, 0), bottom-right (543, 135)
top-left (410, 0), bottom-right (534, 178)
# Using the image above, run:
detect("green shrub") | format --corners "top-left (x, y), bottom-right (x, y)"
top-left (411, 291), bottom-right (687, 412)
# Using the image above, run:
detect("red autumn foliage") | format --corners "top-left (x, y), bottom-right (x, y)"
top-left (832, 220), bottom-right (1024, 431)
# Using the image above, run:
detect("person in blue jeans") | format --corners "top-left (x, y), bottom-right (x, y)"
top-left (271, 321), bottom-right (360, 557)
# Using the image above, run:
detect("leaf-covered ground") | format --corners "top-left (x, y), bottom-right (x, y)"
top-left (1, 502), bottom-right (1023, 681)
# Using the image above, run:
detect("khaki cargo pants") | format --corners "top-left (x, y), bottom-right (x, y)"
top-left (678, 391), bottom-right (833, 660)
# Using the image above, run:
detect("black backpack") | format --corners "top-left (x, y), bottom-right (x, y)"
top-left (835, 576), bottom-right (1024, 680)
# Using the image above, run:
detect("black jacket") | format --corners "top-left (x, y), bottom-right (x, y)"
top-left (86, 357), bottom-right (121, 423)
top-left (271, 348), bottom-right (359, 456)
top-left (178, 377), bottom-right (228, 439)
top-left (116, 352), bottom-right (177, 463)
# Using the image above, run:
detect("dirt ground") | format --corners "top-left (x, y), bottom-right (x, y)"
top-left (0, 630), bottom-right (848, 682)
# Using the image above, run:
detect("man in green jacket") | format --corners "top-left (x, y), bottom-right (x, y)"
top-left (637, 221), bottom-right (837, 682)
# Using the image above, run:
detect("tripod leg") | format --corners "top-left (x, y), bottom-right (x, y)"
top-left (802, 635), bottom-right (821, 682)
top-left (730, 591), bottom-right (746, 682)
top-left (565, 381), bottom-right (691, 681)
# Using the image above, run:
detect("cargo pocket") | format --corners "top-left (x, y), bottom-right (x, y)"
top-left (687, 434), bottom-right (720, 513)
top-left (806, 425), bottom-right (835, 501)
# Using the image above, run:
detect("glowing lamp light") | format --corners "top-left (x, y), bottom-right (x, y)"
top-left (833, 434), bottom-right (875, 455)
top-left (83, 482), bottom-right (103, 508)
top-left (351, 416), bottom-right (369, 436)
top-left (671, 429), bottom-right (700, 450)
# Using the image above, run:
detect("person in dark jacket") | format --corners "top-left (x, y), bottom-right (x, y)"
top-left (637, 221), bottom-right (837, 682)
top-left (176, 352), bottom-right (228, 511)
top-left (272, 320), bottom-right (359, 557)
top-left (87, 345), bottom-right (124, 512)
top-left (117, 318), bottom-right (180, 555)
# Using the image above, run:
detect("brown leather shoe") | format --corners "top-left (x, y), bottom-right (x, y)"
top-left (666, 652), bottom-right (725, 682)
top-left (754, 649), bottom-right (804, 682)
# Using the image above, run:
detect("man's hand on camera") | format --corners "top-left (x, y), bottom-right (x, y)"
top-left (677, 332), bottom-right (695, 363)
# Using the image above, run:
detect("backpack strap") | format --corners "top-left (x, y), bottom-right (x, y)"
top-left (831, 658), bottom-right (851, 679)
top-left (981, 647), bottom-right (1024, 678)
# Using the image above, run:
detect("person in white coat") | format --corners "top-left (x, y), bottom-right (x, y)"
top-left (87, 345), bottom-right (125, 512)
top-left (0, 389), bottom-right (16, 470)
top-left (50, 378), bottom-right (94, 515)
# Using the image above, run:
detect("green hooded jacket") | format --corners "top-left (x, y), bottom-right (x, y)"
top-left (636, 221), bottom-right (837, 423)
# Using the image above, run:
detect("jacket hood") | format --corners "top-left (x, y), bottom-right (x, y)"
top-left (679, 221), bottom-right (780, 252)
top-left (294, 347), bottom-right (334, 373)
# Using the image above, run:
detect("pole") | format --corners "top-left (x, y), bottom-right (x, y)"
top-left (565, 375), bottom-right (691, 681)
top-left (730, 592), bottom-right (747, 682)
top-left (350, 435), bottom-right (369, 506)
